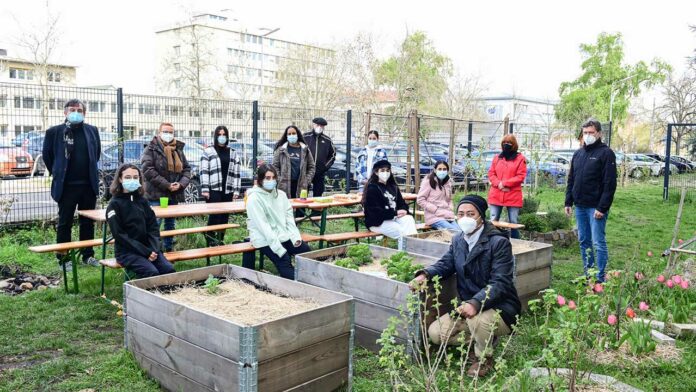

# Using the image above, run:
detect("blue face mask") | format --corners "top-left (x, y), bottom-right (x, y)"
top-left (435, 170), bottom-right (448, 180)
top-left (368, 140), bottom-right (378, 148)
top-left (217, 135), bottom-right (227, 145)
top-left (122, 179), bottom-right (140, 192)
top-left (287, 135), bottom-right (298, 144)
top-left (262, 180), bottom-right (277, 191)
top-left (66, 111), bottom-right (84, 124)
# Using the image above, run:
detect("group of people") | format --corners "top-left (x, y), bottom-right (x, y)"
top-left (44, 100), bottom-right (616, 377)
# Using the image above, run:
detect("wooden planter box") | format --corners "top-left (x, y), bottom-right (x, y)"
top-left (124, 264), bottom-right (354, 392)
top-left (295, 245), bottom-right (458, 354)
top-left (403, 230), bottom-right (554, 307)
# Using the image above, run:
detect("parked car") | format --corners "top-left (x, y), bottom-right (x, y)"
top-left (621, 153), bottom-right (670, 177)
top-left (644, 153), bottom-right (685, 174)
top-left (0, 139), bottom-right (34, 178)
top-left (98, 140), bottom-right (254, 202)
top-left (671, 155), bottom-right (696, 171)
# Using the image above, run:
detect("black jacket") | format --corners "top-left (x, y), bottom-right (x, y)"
top-left (565, 141), bottom-right (617, 213)
top-left (363, 182), bottom-right (409, 228)
top-left (42, 122), bottom-right (101, 202)
top-left (106, 192), bottom-right (160, 258)
top-left (303, 131), bottom-right (336, 176)
top-left (141, 137), bottom-right (192, 202)
top-left (422, 222), bottom-right (521, 327)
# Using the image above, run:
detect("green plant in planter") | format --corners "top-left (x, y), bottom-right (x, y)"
top-left (520, 197), bottom-right (540, 215)
top-left (346, 244), bottom-right (373, 265)
top-left (518, 213), bottom-right (549, 233)
top-left (334, 257), bottom-right (359, 271)
top-left (204, 274), bottom-right (221, 295)
top-left (380, 252), bottom-right (420, 283)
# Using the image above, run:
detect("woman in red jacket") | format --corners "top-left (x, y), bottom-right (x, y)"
top-left (487, 135), bottom-right (526, 238)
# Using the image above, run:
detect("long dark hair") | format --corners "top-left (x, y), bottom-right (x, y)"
top-left (428, 160), bottom-right (450, 190)
top-left (256, 163), bottom-right (278, 186)
top-left (275, 125), bottom-right (306, 150)
top-left (214, 125), bottom-right (229, 148)
top-left (110, 163), bottom-right (144, 196)
top-left (361, 162), bottom-right (397, 205)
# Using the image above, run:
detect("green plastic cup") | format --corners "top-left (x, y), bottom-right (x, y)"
top-left (159, 197), bottom-right (169, 208)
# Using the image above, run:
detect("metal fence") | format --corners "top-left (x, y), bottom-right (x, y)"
top-left (663, 123), bottom-right (696, 201)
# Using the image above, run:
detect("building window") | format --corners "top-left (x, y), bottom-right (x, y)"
top-left (14, 96), bottom-right (39, 109)
top-left (9, 68), bottom-right (34, 80)
top-left (165, 105), bottom-right (182, 116)
top-left (47, 71), bottom-right (62, 82)
top-left (174, 79), bottom-right (181, 89)
top-left (49, 98), bottom-right (65, 110)
top-left (0, 95), bottom-right (5, 108)
top-left (174, 63), bottom-right (181, 72)
top-left (173, 45), bottom-right (181, 56)
top-left (138, 103), bottom-right (160, 115)
top-left (89, 101), bottom-right (106, 113)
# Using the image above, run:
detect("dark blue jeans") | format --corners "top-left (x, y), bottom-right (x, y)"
top-left (118, 251), bottom-right (175, 278)
top-left (257, 240), bottom-right (311, 279)
top-left (149, 199), bottom-right (178, 250)
top-left (575, 205), bottom-right (609, 282)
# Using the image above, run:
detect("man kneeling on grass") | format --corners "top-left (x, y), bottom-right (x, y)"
top-left (410, 195), bottom-right (520, 378)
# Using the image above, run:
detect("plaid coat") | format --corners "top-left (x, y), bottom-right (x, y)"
top-left (199, 146), bottom-right (242, 195)
top-left (355, 146), bottom-right (388, 185)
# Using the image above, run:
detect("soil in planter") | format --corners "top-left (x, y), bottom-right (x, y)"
top-left (156, 278), bottom-right (321, 326)
top-left (422, 231), bottom-right (539, 253)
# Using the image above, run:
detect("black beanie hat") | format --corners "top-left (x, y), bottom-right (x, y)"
top-left (457, 195), bottom-right (488, 218)
top-left (312, 117), bottom-right (328, 126)
top-left (372, 159), bottom-right (391, 171)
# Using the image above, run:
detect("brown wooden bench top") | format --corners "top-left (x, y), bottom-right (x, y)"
top-left (296, 212), bottom-right (365, 223)
top-left (322, 231), bottom-right (379, 243)
top-left (29, 223), bottom-right (240, 253)
top-left (413, 210), bottom-right (524, 230)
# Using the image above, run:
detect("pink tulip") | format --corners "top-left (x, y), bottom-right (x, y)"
top-left (672, 275), bottom-right (682, 284)
top-left (568, 300), bottom-right (577, 310)
top-left (680, 280), bottom-right (689, 289)
top-left (647, 251), bottom-right (654, 257)
top-left (634, 272), bottom-right (645, 281)
top-left (557, 295), bottom-right (566, 306)
top-left (657, 275), bottom-right (665, 283)
top-left (607, 314), bottom-right (617, 325)
top-left (678, 239), bottom-right (684, 244)
top-left (593, 283), bottom-right (604, 293)
top-left (666, 279), bottom-right (674, 288)
top-left (639, 301), bottom-right (650, 311)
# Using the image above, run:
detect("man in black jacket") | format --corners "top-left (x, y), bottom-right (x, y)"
top-left (304, 117), bottom-right (336, 198)
top-left (410, 195), bottom-right (520, 378)
top-left (564, 118), bottom-right (617, 283)
top-left (42, 99), bottom-right (101, 269)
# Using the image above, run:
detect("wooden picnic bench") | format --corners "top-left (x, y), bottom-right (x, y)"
top-left (413, 210), bottom-right (525, 230)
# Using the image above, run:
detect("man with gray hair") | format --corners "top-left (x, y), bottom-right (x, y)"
top-left (43, 99), bottom-right (102, 270)
top-left (564, 118), bottom-right (617, 283)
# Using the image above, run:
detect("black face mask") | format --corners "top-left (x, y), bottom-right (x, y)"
top-left (502, 143), bottom-right (513, 152)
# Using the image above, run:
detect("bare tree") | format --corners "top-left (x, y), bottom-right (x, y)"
top-left (442, 71), bottom-right (485, 120)
top-left (13, 1), bottom-right (62, 132)
top-left (659, 70), bottom-right (696, 154)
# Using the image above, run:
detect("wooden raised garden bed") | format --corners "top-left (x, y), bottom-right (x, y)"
top-left (295, 245), bottom-right (458, 354)
top-left (124, 264), bottom-right (354, 392)
top-left (403, 230), bottom-right (554, 308)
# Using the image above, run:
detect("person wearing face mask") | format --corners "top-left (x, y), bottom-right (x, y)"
top-left (246, 164), bottom-right (311, 279)
top-left (105, 164), bottom-right (175, 278)
top-left (565, 118), bottom-right (617, 283)
top-left (487, 135), bottom-right (526, 239)
top-left (410, 195), bottom-right (520, 378)
top-left (417, 160), bottom-right (460, 231)
top-left (355, 130), bottom-right (388, 192)
top-left (200, 125), bottom-right (242, 245)
top-left (273, 125), bottom-right (316, 199)
top-left (303, 117), bottom-right (336, 198)
top-left (141, 122), bottom-right (192, 252)
top-left (362, 160), bottom-right (417, 247)
top-left (42, 99), bottom-right (102, 270)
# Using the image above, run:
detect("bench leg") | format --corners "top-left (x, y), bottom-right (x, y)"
top-left (259, 251), bottom-right (264, 270)
top-left (61, 254), bottom-right (69, 294)
top-left (100, 265), bottom-right (105, 297)
top-left (61, 250), bottom-right (79, 294)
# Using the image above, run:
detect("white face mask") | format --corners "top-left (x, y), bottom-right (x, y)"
top-left (583, 134), bottom-right (597, 145)
top-left (314, 127), bottom-right (323, 134)
top-left (377, 172), bottom-right (391, 182)
top-left (160, 132), bottom-right (174, 143)
top-left (457, 216), bottom-right (479, 234)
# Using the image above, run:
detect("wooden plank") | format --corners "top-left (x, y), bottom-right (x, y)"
top-left (127, 264), bottom-right (226, 290)
top-left (402, 232), bottom-right (453, 259)
top-left (354, 324), bottom-right (407, 353)
top-left (29, 238), bottom-right (108, 253)
top-left (511, 239), bottom-right (553, 275)
top-left (132, 351), bottom-right (215, 392)
top-left (516, 267), bottom-right (551, 299)
top-left (354, 299), bottom-right (407, 339)
top-left (160, 223), bottom-right (240, 237)
top-left (257, 333), bottom-right (350, 392)
top-left (126, 317), bottom-right (241, 391)
top-left (284, 367), bottom-right (349, 392)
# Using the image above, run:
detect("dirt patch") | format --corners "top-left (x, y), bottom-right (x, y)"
top-left (0, 265), bottom-right (61, 296)
top-left (592, 343), bottom-right (682, 366)
top-left (0, 350), bottom-right (61, 373)
top-left (357, 259), bottom-right (388, 276)
top-left (157, 278), bottom-right (321, 326)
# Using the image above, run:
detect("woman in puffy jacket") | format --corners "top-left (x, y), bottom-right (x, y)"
top-left (417, 160), bottom-right (460, 231)
top-left (487, 134), bottom-right (526, 238)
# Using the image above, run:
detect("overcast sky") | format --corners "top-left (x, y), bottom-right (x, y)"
top-left (1, 0), bottom-right (694, 101)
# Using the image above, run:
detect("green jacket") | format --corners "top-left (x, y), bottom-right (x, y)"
top-left (246, 186), bottom-right (302, 257)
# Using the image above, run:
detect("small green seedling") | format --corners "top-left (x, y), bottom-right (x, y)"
top-left (204, 274), bottom-right (221, 295)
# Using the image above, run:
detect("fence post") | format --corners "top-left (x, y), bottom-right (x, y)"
top-left (509, 122), bottom-right (514, 134)
top-left (252, 101), bottom-right (259, 170)
top-left (607, 121), bottom-right (613, 148)
top-left (365, 109), bottom-right (372, 145)
top-left (467, 122), bottom-right (473, 155)
top-left (116, 88), bottom-right (124, 165)
top-left (448, 119), bottom-right (456, 169)
top-left (414, 111), bottom-right (421, 192)
top-left (346, 110), bottom-right (352, 194)
top-left (663, 123), bottom-right (672, 201)
top-left (406, 111), bottom-right (413, 192)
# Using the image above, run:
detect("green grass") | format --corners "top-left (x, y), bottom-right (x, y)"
top-left (0, 183), bottom-right (694, 391)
